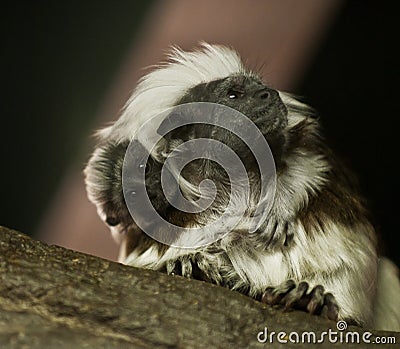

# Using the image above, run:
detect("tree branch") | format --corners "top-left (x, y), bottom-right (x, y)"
top-left (0, 226), bottom-right (398, 348)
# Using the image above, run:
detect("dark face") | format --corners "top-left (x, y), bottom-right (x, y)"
top-left (177, 74), bottom-right (288, 134)
top-left (86, 140), bottom-right (168, 230)
top-left (158, 74), bottom-right (288, 177)
top-left (88, 75), bottom-right (289, 233)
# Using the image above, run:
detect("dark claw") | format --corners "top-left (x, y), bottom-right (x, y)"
top-left (166, 256), bottom-right (194, 278)
top-left (306, 285), bottom-right (325, 314)
top-left (167, 259), bottom-right (182, 276)
top-left (283, 222), bottom-right (294, 246)
top-left (262, 280), bottom-right (339, 321)
top-left (321, 293), bottom-right (339, 321)
top-left (261, 280), bottom-right (295, 305)
top-left (282, 281), bottom-right (308, 310)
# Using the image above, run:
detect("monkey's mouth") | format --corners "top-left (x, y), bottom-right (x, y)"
top-left (253, 100), bottom-right (288, 132)
top-left (252, 106), bottom-right (288, 166)
top-left (252, 104), bottom-right (288, 153)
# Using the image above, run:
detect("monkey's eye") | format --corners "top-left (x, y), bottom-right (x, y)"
top-left (227, 89), bottom-right (244, 99)
top-left (105, 216), bottom-right (120, 227)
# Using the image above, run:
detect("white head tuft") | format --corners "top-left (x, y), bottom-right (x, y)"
top-left (98, 43), bottom-right (246, 142)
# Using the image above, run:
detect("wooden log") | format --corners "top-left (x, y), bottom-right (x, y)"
top-left (0, 226), bottom-right (398, 348)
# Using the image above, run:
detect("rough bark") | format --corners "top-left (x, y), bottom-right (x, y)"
top-left (0, 226), bottom-right (398, 348)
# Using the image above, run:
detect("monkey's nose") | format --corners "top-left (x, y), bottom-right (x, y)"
top-left (257, 89), bottom-right (270, 100)
top-left (255, 87), bottom-right (279, 101)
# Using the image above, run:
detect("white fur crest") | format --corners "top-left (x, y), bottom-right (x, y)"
top-left (99, 43), bottom-right (246, 143)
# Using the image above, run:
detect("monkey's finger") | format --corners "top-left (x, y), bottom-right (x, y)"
top-left (267, 222), bottom-right (287, 250)
top-left (261, 279), bottom-right (296, 305)
top-left (320, 293), bottom-right (339, 321)
top-left (284, 221), bottom-right (295, 247)
top-left (263, 219), bottom-right (278, 247)
top-left (282, 281), bottom-right (309, 311)
top-left (166, 259), bottom-right (182, 276)
top-left (306, 285), bottom-right (325, 314)
top-left (180, 256), bottom-right (193, 278)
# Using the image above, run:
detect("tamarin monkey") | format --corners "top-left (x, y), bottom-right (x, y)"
top-left (85, 43), bottom-right (400, 331)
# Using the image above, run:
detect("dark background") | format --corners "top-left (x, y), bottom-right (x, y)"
top-left (299, 1), bottom-right (398, 265)
top-left (1, 1), bottom-right (154, 237)
top-left (1, 1), bottom-right (398, 266)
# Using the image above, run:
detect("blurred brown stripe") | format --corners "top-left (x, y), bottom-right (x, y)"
top-left (37, 0), bottom-right (344, 261)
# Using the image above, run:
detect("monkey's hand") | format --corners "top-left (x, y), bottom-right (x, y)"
top-left (261, 280), bottom-right (339, 321)
top-left (165, 253), bottom-right (223, 284)
top-left (166, 255), bottom-right (195, 278)
top-left (263, 215), bottom-right (295, 249)
top-left (253, 209), bottom-right (296, 250)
